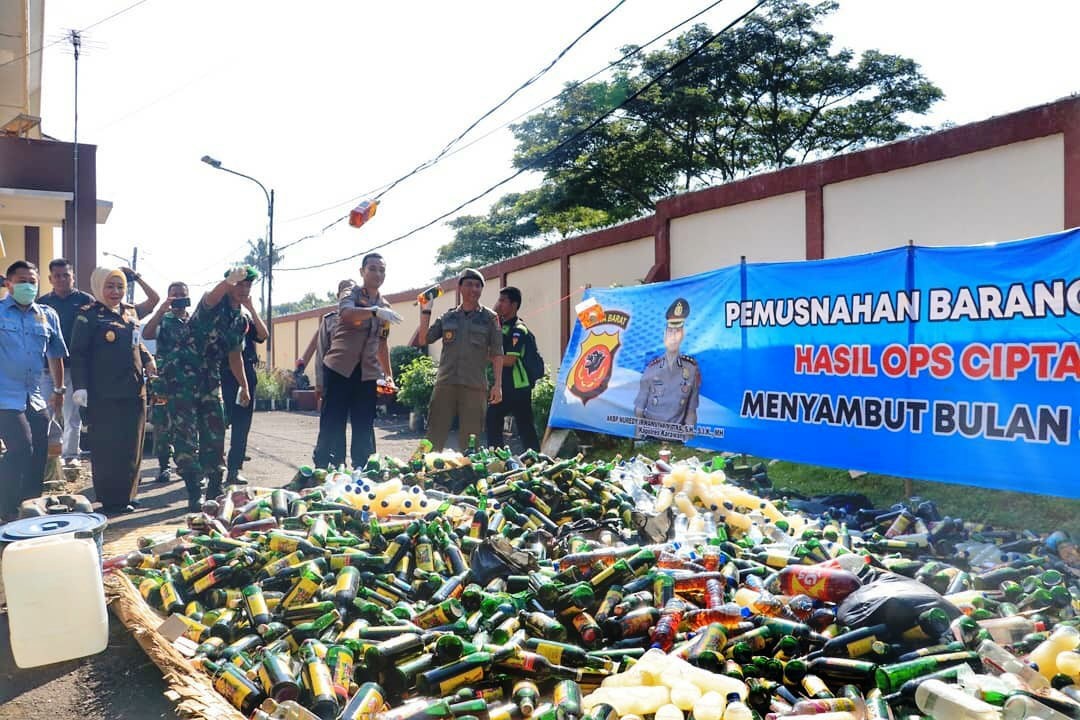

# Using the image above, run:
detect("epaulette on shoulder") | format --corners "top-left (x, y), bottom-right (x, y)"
top-left (680, 354), bottom-right (697, 365)
top-left (646, 356), bottom-right (664, 367)
top-left (79, 302), bottom-right (95, 311)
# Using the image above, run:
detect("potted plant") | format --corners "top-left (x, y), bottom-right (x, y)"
top-left (396, 356), bottom-right (436, 432)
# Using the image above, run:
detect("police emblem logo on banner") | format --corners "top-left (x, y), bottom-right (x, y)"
top-left (568, 305), bottom-right (631, 404)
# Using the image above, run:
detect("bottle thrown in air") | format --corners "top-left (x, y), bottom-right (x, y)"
top-left (349, 199), bottom-right (378, 228)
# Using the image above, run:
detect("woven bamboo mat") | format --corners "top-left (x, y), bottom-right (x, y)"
top-left (102, 519), bottom-right (187, 558)
top-left (105, 571), bottom-right (245, 720)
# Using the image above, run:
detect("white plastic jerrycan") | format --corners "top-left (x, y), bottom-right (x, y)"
top-left (3, 530), bottom-right (108, 667)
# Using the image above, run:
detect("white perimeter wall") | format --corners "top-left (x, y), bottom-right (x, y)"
top-left (507, 259), bottom-right (562, 372)
top-left (669, 192), bottom-right (807, 278)
top-left (824, 135), bottom-right (1065, 256)
top-left (569, 236), bottom-right (654, 293)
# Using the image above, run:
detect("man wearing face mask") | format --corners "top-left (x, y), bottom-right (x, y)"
top-left (169, 267), bottom-right (253, 512)
top-left (143, 281), bottom-right (192, 483)
top-left (69, 267), bottom-right (158, 515)
top-left (37, 258), bottom-right (94, 466)
top-left (0, 261), bottom-right (67, 520)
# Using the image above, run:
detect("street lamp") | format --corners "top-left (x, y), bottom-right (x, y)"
top-left (200, 155), bottom-right (275, 365)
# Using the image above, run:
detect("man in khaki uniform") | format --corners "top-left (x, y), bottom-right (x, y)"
top-left (417, 268), bottom-right (503, 450)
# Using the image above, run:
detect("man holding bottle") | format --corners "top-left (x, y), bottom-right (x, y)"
top-left (318, 254), bottom-right (401, 469)
top-left (168, 267), bottom-right (254, 512)
top-left (36, 258), bottom-right (94, 466)
top-left (416, 268), bottom-right (503, 451)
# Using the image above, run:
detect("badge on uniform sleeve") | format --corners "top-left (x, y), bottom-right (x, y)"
top-left (105, 330), bottom-right (117, 343)
top-left (444, 330), bottom-right (455, 343)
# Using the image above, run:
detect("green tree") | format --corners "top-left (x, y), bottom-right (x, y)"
top-left (436, 192), bottom-right (541, 279)
top-left (273, 290), bottom-right (336, 317)
top-left (242, 237), bottom-right (284, 316)
top-left (439, 0), bottom-right (942, 267)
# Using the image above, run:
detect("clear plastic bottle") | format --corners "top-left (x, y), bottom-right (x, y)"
top-left (1028, 625), bottom-right (1080, 679)
top-left (1057, 650), bottom-right (1080, 681)
top-left (655, 703), bottom-right (684, 720)
top-left (978, 639), bottom-right (1050, 689)
top-left (721, 693), bottom-right (752, 720)
top-left (914, 679), bottom-right (1001, 720)
top-left (977, 616), bottom-right (1044, 646)
top-left (1003, 693), bottom-right (1075, 720)
top-left (691, 692), bottom-right (726, 720)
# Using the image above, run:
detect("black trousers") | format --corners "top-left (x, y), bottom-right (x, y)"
top-left (86, 397), bottom-right (146, 508)
top-left (485, 387), bottom-right (540, 451)
top-left (315, 364), bottom-right (376, 469)
top-left (0, 402), bottom-right (48, 517)
top-left (222, 365), bottom-right (257, 476)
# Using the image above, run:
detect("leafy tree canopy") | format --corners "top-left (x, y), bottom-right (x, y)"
top-left (434, 0), bottom-right (942, 278)
top-left (273, 290), bottom-right (337, 317)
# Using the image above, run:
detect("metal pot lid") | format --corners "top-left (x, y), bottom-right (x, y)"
top-left (0, 512), bottom-right (108, 542)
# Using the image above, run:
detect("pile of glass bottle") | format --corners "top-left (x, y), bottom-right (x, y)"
top-left (113, 447), bottom-right (1080, 720)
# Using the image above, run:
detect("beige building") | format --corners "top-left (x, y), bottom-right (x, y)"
top-left (273, 95), bottom-right (1080, 380)
top-left (0, 0), bottom-right (110, 290)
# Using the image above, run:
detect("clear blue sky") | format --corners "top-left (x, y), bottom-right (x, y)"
top-left (38, 0), bottom-right (1080, 305)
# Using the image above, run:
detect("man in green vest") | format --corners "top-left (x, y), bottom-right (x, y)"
top-left (486, 286), bottom-right (540, 451)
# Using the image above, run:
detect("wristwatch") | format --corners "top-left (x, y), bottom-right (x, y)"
top-left (52, 386), bottom-right (66, 395)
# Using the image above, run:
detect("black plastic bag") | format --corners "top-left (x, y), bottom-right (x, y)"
top-left (837, 571), bottom-right (960, 631)
top-left (468, 535), bottom-right (539, 586)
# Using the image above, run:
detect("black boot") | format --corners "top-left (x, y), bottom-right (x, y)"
top-left (181, 474), bottom-right (202, 513)
top-left (205, 473), bottom-right (223, 502)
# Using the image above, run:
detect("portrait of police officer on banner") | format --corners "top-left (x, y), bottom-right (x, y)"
top-left (634, 297), bottom-right (701, 435)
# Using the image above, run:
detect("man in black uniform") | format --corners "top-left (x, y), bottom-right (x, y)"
top-left (485, 286), bottom-right (541, 451)
top-left (221, 296), bottom-right (268, 484)
top-left (634, 297), bottom-right (701, 435)
top-left (37, 258), bottom-right (94, 465)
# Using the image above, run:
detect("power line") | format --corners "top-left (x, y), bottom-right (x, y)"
top-left (371, 0), bottom-right (629, 203)
top-left (278, 0), bottom-right (730, 232)
top-left (0, 0), bottom-right (153, 70)
top-left (277, 0), bottom-right (767, 274)
top-left (276, 0), bottom-right (629, 234)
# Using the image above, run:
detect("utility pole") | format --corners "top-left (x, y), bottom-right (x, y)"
top-left (69, 29), bottom-right (81, 280)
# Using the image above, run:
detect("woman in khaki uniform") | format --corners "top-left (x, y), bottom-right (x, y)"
top-left (69, 267), bottom-right (157, 515)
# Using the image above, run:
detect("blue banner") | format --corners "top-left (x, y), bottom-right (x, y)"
top-left (549, 229), bottom-right (1080, 498)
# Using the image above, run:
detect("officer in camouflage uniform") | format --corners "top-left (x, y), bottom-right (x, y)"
top-left (142, 281), bottom-right (193, 483)
top-left (634, 297), bottom-right (700, 438)
top-left (170, 267), bottom-right (253, 512)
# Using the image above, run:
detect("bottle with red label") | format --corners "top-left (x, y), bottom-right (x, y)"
top-left (776, 564), bottom-right (862, 602)
top-left (349, 199), bottom-right (378, 228)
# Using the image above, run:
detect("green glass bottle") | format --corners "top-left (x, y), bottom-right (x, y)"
top-left (299, 638), bottom-right (339, 719)
top-left (522, 611), bottom-right (567, 642)
top-left (339, 682), bottom-right (388, 720)
top-left (553, 679), bottom-right (583, 720)
top-left (257, 650), bottom-right (300, 702)
top-left (200, 658), bottom-right (267, 715)
top-left (873, 651), bottom-right (977, 692)
top-left (513, 680), bottom-right (541, 717)
top-left (417, 651), bottom-right (494, 697)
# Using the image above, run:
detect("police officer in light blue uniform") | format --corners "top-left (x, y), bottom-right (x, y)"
top-left (634, 297), bottom-right (700, 431)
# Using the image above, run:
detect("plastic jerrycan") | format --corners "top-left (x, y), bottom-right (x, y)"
top-left (3, 531), bottom-right (108, 667)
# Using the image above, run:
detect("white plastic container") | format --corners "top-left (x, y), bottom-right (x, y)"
top-left (3, 532), bottom-right (108, 667)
